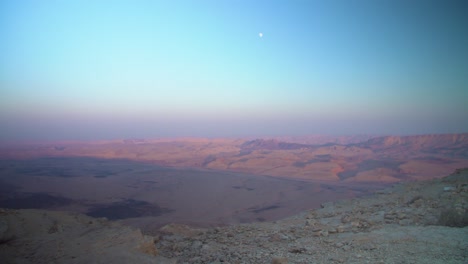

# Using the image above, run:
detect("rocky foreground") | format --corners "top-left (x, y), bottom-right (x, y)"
top-left (156, 168), bottom-right (468, 264)
top-left (1, 169), bottom-right (468, 264)
top-left (0, 208), bottom-right (174, 264)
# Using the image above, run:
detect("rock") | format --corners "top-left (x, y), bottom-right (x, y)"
top-left (341, 214), bottom-right (352, 223)
top-left (201, 244), bottom-right (212, 253)
top-left (0, 219), bottom-right (13, 244)
top-left (320, 230), bottom-right (329, 237)
top-left (397, 213), bottom-right (407, 220)
top-left (362, 244), bottom-right (377, 250)
top-left (351, 220), bottom-right (360, 228)
top-left (48, 221), bottom-right (63, 234)
top-left (272, 257), bottom-right (288, 264)
top-left (191, 240), bottom-right (202, 250)
top-left (336, 225), bottom-right (346, 233)
top-left (288, 247), bottom-right (306, 254)
top-left (342, 245), bottom-right (352, 251)
top-left (305, 219), bottom-right (315, 226)
top-left (398, 219), bottom-right (412, 226)
top-left (269, 233), bottom-right (288, 242)
top-left (138, 235), bottom-right (158, 256)
top-left (443, 186), bottom-right (456, 192)
top-left (334, 242), bottom-right (344, 248)
top-left (190, 256), bottom-right (201, 262)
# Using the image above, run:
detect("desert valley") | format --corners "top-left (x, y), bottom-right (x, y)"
top-left (1, 133), bottom-right (467, 263)
top-left (0, 133), bottom-right (467, 231)
top-left (2, 1), bottom-right (467, 262)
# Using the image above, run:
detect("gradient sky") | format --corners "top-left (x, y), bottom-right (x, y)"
top-left (1, 0), bottom-right (467, 141)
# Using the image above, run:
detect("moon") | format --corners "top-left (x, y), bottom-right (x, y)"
top-left (259, 32), bottom-right (263, 38)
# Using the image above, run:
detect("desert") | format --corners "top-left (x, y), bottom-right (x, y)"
top-left (2, 0), bottom-right (467, 263)
top-left (0, 133), bottom-right (468, 263)
top-left (1, 163), bottom-right (467, 263)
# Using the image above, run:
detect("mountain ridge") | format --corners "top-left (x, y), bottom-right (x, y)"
top-left (1, 133), bottom-right (467, 183)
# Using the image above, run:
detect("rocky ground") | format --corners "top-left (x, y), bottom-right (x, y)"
top-left (0, 209), bottom-right (173, 264)
top-left (155, 168), bottom-right (468, 264)
top-left (1, 169), bottom-right (467, 263)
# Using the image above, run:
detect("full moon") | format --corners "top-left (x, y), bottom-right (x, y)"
top-left (259, 32), bottom-right (263, 38)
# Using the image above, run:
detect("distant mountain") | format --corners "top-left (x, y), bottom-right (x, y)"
top-left (240, 139), bottom-right (312, 150)
top-left (122, 138), bottom-right (148, 144)
top-left (269, 135), bottom-right (378, 145)
top-left (1, 134), bottom-right (467, 183)
top-left (357, 133), bottom-right (468, 157)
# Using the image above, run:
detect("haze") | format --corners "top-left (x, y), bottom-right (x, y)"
top-left (1, 0), bottom-right (468, 141)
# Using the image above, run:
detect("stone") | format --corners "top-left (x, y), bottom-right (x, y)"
top-left (272, 257), bottom-right (288, 264)
top-left (320, 230), bottom-right (329, 237)
top-left (336, 225), bottom-right (346, 233)
top-left (444, 186), bottom-right (456, 192)
top-left (288, 247), bottom-right (306, 254)
top-left (341, 214), bottom-right (352, 223)
top-left (334, 242), bottom-right (344, 248)
top-left (191, 240), bottom-right (202, 250)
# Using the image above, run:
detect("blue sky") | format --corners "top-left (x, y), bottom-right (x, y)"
top-left (1, 0), bottom-right (467, 141)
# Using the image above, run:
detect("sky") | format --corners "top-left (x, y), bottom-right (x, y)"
top-left (1, 0), bottom-right (467, 141)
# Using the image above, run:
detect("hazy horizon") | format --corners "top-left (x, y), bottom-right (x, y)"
top-left (1, 0), bottom-right (467, 141)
